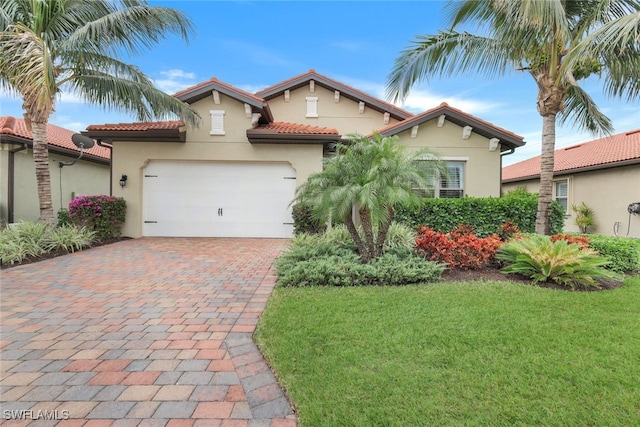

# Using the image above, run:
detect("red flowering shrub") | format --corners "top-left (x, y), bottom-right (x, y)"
top-left (551, 233), bottom-right (591, 250)
top-left (415, 224), bottom-right (502, 269)
top-left (68, 195), bottom-right (126, 240)
top-left (497, 221), bottom-right (521, 241)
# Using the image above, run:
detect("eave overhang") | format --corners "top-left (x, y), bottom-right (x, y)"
top-left (246, 129), bottom-right (342, 145)
top-left (82, 128), bottom-right (186, 143)
top-left (0, 134), bottom-right (110, 165)
top-left (378, 104), bottom-right (525, 152)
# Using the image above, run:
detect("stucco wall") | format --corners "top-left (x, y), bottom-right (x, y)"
top-left (1, 147), bottom-right (109, 223)
top-left (393, 119), bottom-right (503, 197)
top-left (502, 164), bottom-right (640, 237)
top-left (265, 84), bottom-right (401, 136)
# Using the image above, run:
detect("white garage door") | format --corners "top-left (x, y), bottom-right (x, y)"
top-left (142, 161), bottom-right (296, 238)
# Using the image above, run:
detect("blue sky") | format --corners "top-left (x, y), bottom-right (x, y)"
top-left (1, 0), bottom-right (638, 165)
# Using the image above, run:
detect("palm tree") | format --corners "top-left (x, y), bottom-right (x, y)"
top-left (387, 0), bottom-right (640, 235)
top-left (294, 134), bottom-right (442, 263)
top-left (0, 0), bottom-right (199, 224)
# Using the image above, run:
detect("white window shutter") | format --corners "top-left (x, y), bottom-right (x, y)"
top-left (306, 97), bottom-right (318, 118)
top-left (210, 110), bottom-right (225, 135)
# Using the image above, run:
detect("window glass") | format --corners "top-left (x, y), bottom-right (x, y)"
top-left (555, 180), bottom-right (568, 211)
top-left (414, 160), bottom-right (464, 198)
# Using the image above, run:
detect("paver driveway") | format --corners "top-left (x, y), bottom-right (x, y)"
top-left (0, 238), bottom-right (296, 427)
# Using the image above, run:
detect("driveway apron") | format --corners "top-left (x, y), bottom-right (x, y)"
top-left (0, 238), bottom-right (296, 427)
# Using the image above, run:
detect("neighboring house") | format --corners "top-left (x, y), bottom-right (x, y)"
top-left (0, 116), bottom-right (111, 224)
top-left (83, 70), bottom-right (525, 238)
top-left (502, 129), bottom-right (640, 238)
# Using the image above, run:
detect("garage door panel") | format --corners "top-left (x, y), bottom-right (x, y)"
top-left (143, 161), bottom-right (295, 237)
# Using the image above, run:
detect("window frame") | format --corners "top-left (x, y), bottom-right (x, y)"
top-left (553, 178), bottom-right (571, 214)
top-left (413, 158), bottom-right (466, 199)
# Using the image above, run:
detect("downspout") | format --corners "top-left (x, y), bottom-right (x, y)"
top-left (499, 146), bottom-right (516, 196)
top-left (8, 142), bottom-right (28, 223)
top-left (96, 139), bottom-right (113, 195)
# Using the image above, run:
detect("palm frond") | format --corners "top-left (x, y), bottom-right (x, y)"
top-left (386, 31), bottom-right (515, 103)
top-left (559, 85), bottom-right (613, 134)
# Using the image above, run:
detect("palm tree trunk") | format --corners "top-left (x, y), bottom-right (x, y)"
top-left (359, 207), bottom-right (376, 263)
top-left (535, 113), bottom-right (557, 235)
top-left (345, 210), bottom-right (370, 263)
top-left (31, 121), bottom-right (55, 225)
top-left (373, 206), bottom-right (394, 258)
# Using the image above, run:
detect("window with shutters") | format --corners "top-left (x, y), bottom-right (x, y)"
top-left (210, 110), bottom-right (225, 135)
top-left (306, 97), bottom-right (318, 118)
top-left (413, 160), bottom-right (465, 198)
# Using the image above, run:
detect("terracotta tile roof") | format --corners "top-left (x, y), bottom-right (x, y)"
top-left (85, 121), bottom-right (184, 131)
top-left (0, 116), bottom-right (110, 160)
top-left (256, 69), bottom-right (413, 119)
top-left (254, 122), bottom-right (339, 135)
top-left (502, 129), bottom-right (640, 181)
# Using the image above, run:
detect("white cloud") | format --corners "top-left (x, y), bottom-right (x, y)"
top-left (154, 68), bottom-right (199, 94)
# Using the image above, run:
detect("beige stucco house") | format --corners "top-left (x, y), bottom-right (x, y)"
top-left (502, 129), bottom-right (640, 238)
top-left (0, 116), bottom-right (111, 224)
top-left (83, 70), bottom-right (525, 238)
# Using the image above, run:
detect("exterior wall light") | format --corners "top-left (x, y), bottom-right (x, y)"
top-left (120, 174), bottom-right (128, 188)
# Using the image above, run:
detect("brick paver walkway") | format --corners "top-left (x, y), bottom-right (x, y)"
top-left (0, 238), bottom-right (296, 426)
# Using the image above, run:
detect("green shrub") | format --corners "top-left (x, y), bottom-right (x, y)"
top-left (587, 234), bottom-right (640, 273)
top-left (292, 203), bottom-right (325, 235)
top-left (324, 222), bottom-right (416, 253)
top-left (43, 225), bottom-right (96, 253)
top-left (0, 222), bottom-right (97, 265)
top-left (57, 208), bottom-right (72, 227)
top-left (0, 221), bottom-right (48, 264)
top-left (496, 235), bottom-right (621, 289)
top-left (277, 251), bottom-right (444, 287)
top-left (276, 232), bottom-right (444, 287)
top-left (68, 195), bottom-right (126, 240)
top-left (395, 194), bottom-right (564, 236)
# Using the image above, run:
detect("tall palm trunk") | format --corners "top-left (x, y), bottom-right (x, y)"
top-left (536, 114), bottom-right (557, 235)
top-left (359, 208), bottom-right (375, 264)
top-left (31, 120), bottom-right (55, 225)
top-left (534, 71), bottom-right (565, 235)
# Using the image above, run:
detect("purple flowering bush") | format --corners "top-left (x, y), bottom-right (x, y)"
top-left (68, 195), bottom-right (126, 240)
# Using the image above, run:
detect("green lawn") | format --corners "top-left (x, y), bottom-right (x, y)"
top-left (255, 277), bottom-right (640, 426)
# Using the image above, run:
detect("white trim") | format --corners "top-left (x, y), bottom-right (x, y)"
top-left (209, 110), bottom-right (225, 135)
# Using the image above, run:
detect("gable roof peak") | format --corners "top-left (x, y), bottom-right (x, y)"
top-left (256, 69), bottom-right (412, 120)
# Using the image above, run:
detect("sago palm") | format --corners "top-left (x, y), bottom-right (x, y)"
top-left (0, 0), bottom-right (199, 224)
top-left (387, 0), bottom-right (640, 235)
top-left (294, 134), bottom-right (442, 263)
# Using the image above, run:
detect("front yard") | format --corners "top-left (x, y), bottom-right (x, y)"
top-left (255, 276), bottom-right (640, 426)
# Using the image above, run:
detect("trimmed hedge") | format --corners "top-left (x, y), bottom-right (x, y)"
top-left (395, 194), bottom-right (565, 237)
top-left (587, 234), bottom-right (640, 273)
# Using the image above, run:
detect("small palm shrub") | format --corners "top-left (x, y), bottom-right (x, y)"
top-left (496, 235), bottom-right (621, 289)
